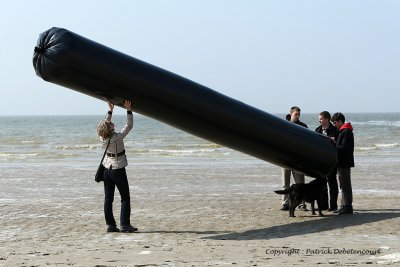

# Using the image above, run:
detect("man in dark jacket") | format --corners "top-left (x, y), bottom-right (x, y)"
top-left (331, 112), bottom-right (354, 215)
top-left (280, 106), bottom-right (308, 211)
top-left (315, 111), bottom-right (339, 211)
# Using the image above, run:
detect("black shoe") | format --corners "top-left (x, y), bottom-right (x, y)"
top-left (107, 226), bottom-right (120, 233)
top-left (121, 225), bottom-right (138, 233)
top-left (338, 205), bottom-right (353, 215)
top-left (280, 204), bottom-right (289, 211)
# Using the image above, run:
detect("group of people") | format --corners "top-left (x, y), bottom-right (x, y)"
top-left (280, 106), bottom-right (355, 215)
top-left (95, 101), bottom-right (355, 233)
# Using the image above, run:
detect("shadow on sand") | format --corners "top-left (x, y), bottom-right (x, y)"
top-left (202, 209), bottom-right (400, 241)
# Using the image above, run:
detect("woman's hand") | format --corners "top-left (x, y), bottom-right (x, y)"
top-left (108, 102), bottom-right (114, 112)
top-left (123, 100), bottom-right (132, 111)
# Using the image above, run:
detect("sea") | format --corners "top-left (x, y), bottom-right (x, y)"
top-left (1, 112), bottom-right (400, 201)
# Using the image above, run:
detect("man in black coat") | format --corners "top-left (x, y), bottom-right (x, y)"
top-left (331, 112), bottom-right (355, 215)
top-left (280, 106), bottom-right (308, 211)
top-left (315, 111), bottom-right (339, 211)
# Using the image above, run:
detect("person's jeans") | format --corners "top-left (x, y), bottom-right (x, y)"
top-left (103, 167), bottom-right (131, 227)
top-left (337, 167), bottom-right (353, 207)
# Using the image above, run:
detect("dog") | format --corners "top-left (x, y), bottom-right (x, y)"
top-left (274, 178), bottom-right (327, 217)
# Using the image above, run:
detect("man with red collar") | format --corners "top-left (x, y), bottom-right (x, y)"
top-left (331, 112), bottom-right (354, 215)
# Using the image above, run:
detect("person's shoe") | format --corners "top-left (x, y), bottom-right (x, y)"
top-left (328, 206), bottom-right (338, 212)
top-left (338, 205), bottom-right (353, 215)
top-left (280, 204), bottom-right (289, 211)
top-left (107, 226), bottom-right (120, 233)
top-left (298, 205), bottom-right (309, 211)
top-left (121, 225), bottom-right (139, 233)
top-left (332, 206), bottom-right (343, 214)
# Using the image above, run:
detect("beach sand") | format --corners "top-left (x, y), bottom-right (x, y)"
top-left (1, 167), bottom-right (399, 266)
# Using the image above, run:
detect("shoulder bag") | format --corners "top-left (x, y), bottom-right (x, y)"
top-left (95, 137), bottom-right (111, 183)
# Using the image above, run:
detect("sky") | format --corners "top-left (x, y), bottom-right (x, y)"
top-left (1, 0), bottom-right (399, 116)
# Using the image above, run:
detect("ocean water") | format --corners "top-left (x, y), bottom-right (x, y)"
top-left (1, 112), bottom-right (399, 198)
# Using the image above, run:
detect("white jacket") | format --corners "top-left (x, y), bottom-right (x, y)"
top-left (100, 111), bottom-right (133, 169)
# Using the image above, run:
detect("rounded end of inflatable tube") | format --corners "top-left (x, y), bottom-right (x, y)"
top-left (33, 27), bottom-right (71, 80)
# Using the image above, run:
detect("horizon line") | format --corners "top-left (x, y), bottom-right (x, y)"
top-left (1, 111), bottom-right (400, 117)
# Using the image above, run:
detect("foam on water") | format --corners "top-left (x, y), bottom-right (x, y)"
top-left (375, 143), bottom-right (399, 148)
top-left (1, 113), bottom-right (400, 203)
top-left (351, 120), bottom-right (400, 127)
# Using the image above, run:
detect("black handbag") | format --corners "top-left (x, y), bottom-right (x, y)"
top-left (95, 137), bottom-right (111, 183)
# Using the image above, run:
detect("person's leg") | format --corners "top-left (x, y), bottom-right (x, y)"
top-left (337, 167), bottom-right (353, 214)
top-left (333, 169), bottom-right (344, 213)
top-left (293, 172), bottom-right (305, 184)
top-left (317, 178), bottom-right (329, 210)
top-left (113, 168), bottom-right (131, 227)
top-left (104, 168), bottom-right (117, 228)
top-left (327, 167), bottom-right (338, 211)
top-left (293, 172), bottom-right (307, 210)
top-left (281, 168), bottom-right (291, 208)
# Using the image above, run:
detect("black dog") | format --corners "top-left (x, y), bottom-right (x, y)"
top-left (275, 178), bottom-right (326, 217)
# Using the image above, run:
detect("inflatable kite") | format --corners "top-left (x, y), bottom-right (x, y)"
top-left (33, 27), bottom-right (337, 178)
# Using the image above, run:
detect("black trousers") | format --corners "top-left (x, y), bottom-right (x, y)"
top-left (327, 167), bottom-right (339, 210)
top-left (103, 167), bottom-right (131, 227)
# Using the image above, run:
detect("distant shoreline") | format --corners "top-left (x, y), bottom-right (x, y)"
top-left (2, 112), bottom-right (400, 117)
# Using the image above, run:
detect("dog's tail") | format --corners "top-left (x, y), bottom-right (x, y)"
top-left (274, 189), bottom-right (290, 195)
top-left (274, 184), bottom-right (295, 195)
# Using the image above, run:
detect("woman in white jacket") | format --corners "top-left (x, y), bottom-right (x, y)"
top-left (97, 100), bottom-right (138, 233)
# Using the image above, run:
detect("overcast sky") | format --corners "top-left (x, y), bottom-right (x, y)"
top-left (1, 0), bottom-right (399, 116)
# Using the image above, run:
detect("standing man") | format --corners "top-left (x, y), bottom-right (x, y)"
top-left (315, 111), bottom-right (339, 211)
top-left (280, 106), bottom-right (308, 211)
top-left (331, 112), bottom-right (354, 215)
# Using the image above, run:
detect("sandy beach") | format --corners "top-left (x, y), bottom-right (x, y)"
top-left (1, 165), bottom-right (399, 267)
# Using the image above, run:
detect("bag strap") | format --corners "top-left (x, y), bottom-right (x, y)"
top-left (100, 137), bottom-right (111, 165)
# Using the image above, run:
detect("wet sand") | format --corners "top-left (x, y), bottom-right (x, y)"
top-left (1, 166), bottom-right (399, 266)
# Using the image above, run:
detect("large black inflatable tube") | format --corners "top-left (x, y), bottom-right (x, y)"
top-left (33, 27), bottom-right (337, 178)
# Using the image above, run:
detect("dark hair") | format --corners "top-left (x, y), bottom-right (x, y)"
top-left (319, 111), bottom-right (331, 120)
top-left (290, 106), bottom-right (301, 114)
top-left (331, 112), bottom-right (345, 123)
